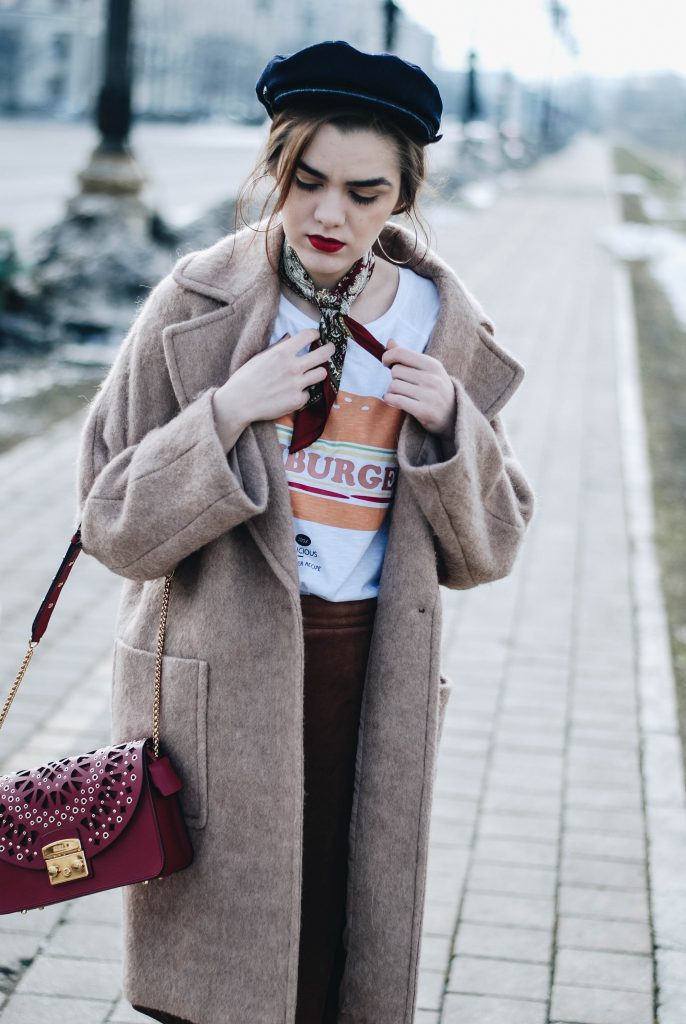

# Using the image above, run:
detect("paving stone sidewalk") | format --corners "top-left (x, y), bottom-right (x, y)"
top-left (0, 133), bottom-right (683, 1024)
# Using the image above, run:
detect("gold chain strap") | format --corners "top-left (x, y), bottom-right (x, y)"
top-left (152, 570), bottom-right (174, 759)
top-left (0, 640), bottom-right (38, 732)
top-left (1, 572), bottom-right (175, 757)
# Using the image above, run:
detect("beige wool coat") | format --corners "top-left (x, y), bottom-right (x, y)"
top-left (76, 217), bottom-right (535, 1024)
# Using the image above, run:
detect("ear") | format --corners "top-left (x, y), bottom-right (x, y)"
top-left (269, 153), bottom-right (283, 184)
top-left (391, 190), bottom-right (407, 215)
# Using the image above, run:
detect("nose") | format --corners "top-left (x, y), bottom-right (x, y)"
top-left (313, 188), bottom-right (345, 230)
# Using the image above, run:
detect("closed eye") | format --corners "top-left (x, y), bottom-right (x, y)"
top-left (294, 178), bottom-right (378, 206)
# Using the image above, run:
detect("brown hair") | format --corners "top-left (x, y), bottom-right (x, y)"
top-left (232, 104), bottom-right (433, 270)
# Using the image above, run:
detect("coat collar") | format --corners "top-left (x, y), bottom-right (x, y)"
top-left (170, 217), bottom-right (525, 421)
top-left (163, 218), bottom-right (525, 593)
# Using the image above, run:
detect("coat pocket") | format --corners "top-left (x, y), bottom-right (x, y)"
top-left (111, 637), bottom-right (210, 830)
top-left (437, 673), bottom-right (453, 746)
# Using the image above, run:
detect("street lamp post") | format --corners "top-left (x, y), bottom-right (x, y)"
top-left (462, 50), bottom-right (482, 124)
top-left (540, 0), bottom-right (578, 152)
top-left (77, 0), bottom-right (145, 197)
top-left (9, 1), bottom-right (178, 349)
top-left (383, 0), bottom-right (400, 52)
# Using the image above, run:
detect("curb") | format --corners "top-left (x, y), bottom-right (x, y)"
top-left (613, 259), bottom-right (686, 1024)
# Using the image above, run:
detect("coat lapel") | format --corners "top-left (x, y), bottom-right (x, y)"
top-left (163, 224), bottom-right (300, 592)
top-left (164, 220), bottom-right (284, 397)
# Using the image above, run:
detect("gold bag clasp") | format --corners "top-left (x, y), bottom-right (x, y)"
top-left (42, 837), bottom-right (89, 886)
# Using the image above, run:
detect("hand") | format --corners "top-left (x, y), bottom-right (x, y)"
top-left (211, 330), bottom-right (335, 452)
top-left (381, 339), bottom-right (457, 440)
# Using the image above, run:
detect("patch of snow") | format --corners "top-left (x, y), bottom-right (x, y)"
top-left (599, 222), bottom-right (666, 261)
top-left (0, 364), bottom-right (78, 402)
top-left (599, 222), bottom-right (686, 330)
top-left (652, 239), bottom-right (686, 329)
top-left (642, 194), bottom-right (686, 223)
top-left (616, 174), bottom-right (646, 196)
top-left (0, 360), bottom-right (107, 403)
top-left (56, 342), bottom-right (119, 366)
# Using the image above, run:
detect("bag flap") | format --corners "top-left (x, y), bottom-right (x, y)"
top-left (0, 738), bottom-right (150, 870)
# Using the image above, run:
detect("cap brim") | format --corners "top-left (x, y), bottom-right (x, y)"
top-left (271, 87), bottom-right (441, 144)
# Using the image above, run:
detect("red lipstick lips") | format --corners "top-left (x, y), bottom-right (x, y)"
top-left (307, 235), bottom-right (345, 253)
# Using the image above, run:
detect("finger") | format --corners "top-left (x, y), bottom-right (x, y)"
top-left (271, 331), bottom-right (294, 347)
top-left (382, 345), bottom-right (428, 370)
top-left (281, 329), bottom-right (320, 352)
top-left (382, 391), bottom-right (422, 412)
top-left (389, 363), bottom-right (426, 385)
top-left (386, 378), bottom-right (425, 401)
top-left (302, 364), bottom-right (329, 386)
top-left (297, 341), bottom-right (335, 370)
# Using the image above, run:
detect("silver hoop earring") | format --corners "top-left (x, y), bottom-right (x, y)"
top-left (375, 218), bottom-right (419, 266)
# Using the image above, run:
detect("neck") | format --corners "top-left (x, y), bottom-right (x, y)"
top-left (300, 259), bottom-right (356, 292)
top-left (309, 271), bottom-right (344, 290)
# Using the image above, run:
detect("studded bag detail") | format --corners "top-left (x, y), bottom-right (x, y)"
top-left (0, 526), bottom-right (193, 915)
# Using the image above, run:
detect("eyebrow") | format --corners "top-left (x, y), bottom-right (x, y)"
top-left (296, 158), bottom-right (393, 188)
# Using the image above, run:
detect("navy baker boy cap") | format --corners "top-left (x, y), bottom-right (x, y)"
top-left (255, 39), bottom-right (443, 145)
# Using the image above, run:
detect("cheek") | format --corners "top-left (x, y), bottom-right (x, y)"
top-left (357, 202), bottom-right (395, 236)
top-left (281, 190), bottom-right (310, 223)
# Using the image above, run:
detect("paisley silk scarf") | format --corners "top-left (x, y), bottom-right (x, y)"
top-left (278, 239), bottom-right (386, 453)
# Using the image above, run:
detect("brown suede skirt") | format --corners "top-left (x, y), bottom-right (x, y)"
top-left (134, 592), bottom-right (377, 1024)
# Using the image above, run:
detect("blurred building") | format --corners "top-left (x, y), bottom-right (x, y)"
top-left (610, 73), bottom-right (686, 153)
top-left (133, 0), bottom-right (437, 120)
top-left (0, 0), bottom-right (103, 115)
top-left (0, 0), bottom-right (438, 121)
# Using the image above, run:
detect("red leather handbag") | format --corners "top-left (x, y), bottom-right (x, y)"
top-left (0, 527), bottom-right (194, 916)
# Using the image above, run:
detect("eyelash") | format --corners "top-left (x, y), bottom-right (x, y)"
top-left (294, 178), bottom-right (378, 206)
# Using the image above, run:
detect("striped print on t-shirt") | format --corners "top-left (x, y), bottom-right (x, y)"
top-left (269, 264), bottom-right (441, 602)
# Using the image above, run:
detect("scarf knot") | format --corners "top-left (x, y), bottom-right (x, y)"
top-left (312, 287), bottom-right (349, 314)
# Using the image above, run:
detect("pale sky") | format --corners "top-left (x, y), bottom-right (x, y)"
top-left (401, 0), bottom-right (685, 80)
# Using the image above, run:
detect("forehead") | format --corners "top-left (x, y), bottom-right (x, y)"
top-left (300, 123), bottom-right (400, 181)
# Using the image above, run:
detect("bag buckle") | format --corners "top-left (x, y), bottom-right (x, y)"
top-left (42, 837), bottom-right (89, 885)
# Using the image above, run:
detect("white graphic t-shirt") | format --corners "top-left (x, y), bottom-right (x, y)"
top-left (269, 266), bottom-right (441, 601)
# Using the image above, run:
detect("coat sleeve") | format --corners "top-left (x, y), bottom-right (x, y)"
top-left (76, 274), bottom-right (269, 582)
top-left (397, 372), bottom-right (535, 590)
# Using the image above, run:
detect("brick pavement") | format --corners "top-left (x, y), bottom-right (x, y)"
top-left (0, 134), bottom-right (683, 1023)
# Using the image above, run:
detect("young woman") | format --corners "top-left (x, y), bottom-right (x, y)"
top-left (76, 40), bottom-right (535, 1024)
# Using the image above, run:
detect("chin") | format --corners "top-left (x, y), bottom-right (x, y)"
top-left (300, 245), bottom-right (350, 272)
